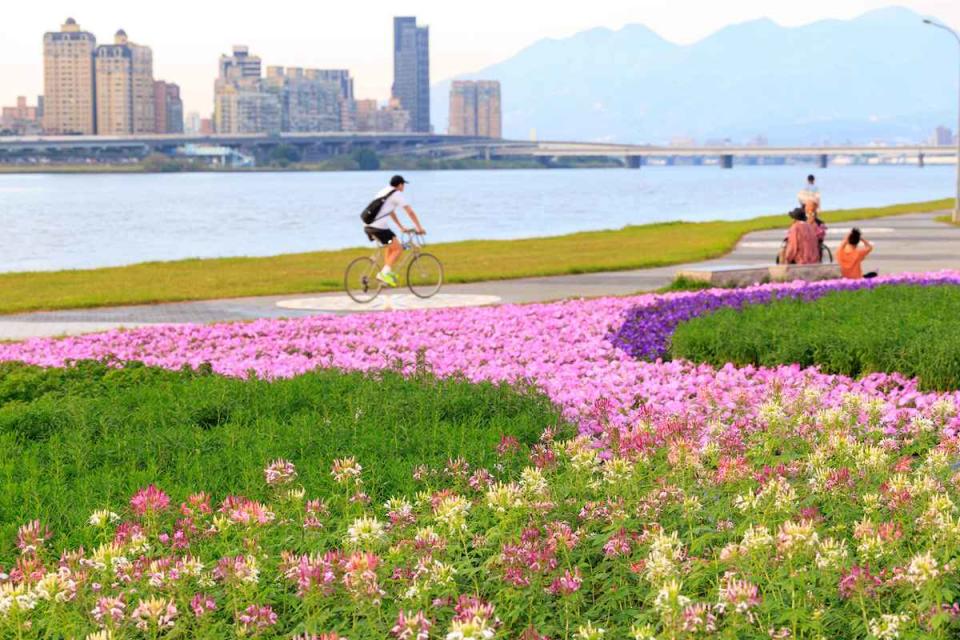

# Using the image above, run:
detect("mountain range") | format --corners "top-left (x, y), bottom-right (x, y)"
top-left (431, 6), bottom-right (959, 144)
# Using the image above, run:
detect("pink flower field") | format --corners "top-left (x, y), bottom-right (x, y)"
top-left (3, 272), bottom-right (960, 639)
top-left (2, 272), bottom-right (959, 438)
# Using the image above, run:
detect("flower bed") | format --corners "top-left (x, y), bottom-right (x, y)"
top-left (3, 399), bottom-right (960, 638)
top-left (0, 362), bottom-right (562, 556)
top-left (2, 272), bottom-right (959, 438)
top-left (3, 272), bottom-right (960, 637)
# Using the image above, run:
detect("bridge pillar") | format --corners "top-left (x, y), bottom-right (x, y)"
top-left (484, 146), bottom-right (492, 162)
top-left (818, 154), bottom-right (829, 169)
top-left (626, 155), bottom-right (643, 169)
top-left (720, 154), bottom-right (734, 169)
top-left (918, 152), bottom-right (925, 168)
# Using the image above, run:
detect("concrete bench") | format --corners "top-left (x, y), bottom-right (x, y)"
top-left (676, 263), bottom-right (842, 288)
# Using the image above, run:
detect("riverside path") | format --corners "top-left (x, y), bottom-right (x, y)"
top-left (1, 211), bottom-right (958, 340)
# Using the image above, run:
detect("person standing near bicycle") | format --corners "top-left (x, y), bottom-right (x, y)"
top-left (362, 175), bottom-right (426, 287)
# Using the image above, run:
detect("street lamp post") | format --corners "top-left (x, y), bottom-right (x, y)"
top-left (924, 18), bottom-right (960, 223)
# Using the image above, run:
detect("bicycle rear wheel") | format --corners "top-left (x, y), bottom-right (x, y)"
top-left (820, 245), bottom-right (833, 264)
top-left (407, 253), bottom-right (443, 298)
top-left (345, 257), bottom-right (382, 303)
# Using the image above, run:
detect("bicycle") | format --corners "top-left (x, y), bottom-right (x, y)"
top-left (775, 239), bottom-right (833, 265)
top-left (344, 231), bottom-right (444, 303)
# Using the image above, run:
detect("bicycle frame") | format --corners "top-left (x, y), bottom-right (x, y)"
top-left (367, 231), bottom-right (425, 271)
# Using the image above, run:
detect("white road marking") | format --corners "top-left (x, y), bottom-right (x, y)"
top-left (277, 293), bottom-right (503, 312)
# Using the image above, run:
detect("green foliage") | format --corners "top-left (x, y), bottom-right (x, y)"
top-left (0, 361), bottom-right (564, 558)
top-left (141, 154), bottom-right (199, 173)
top-left (268, 144), bottom-right (302, 167)
top-left (659, 275), bottom-right (720, 292)
top-left (669, 284), bottom-right (960, 390)
top-left (351, 147), bottom-right (381, 171)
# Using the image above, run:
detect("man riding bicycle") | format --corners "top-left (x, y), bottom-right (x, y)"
top-left (363, 175), bottom-right (426, 287)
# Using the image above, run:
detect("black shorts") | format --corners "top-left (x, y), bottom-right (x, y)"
top-left (364, 226), bottom-right (396, 245)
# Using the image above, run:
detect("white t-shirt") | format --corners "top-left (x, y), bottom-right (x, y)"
top-left (366, 186), bottom-right (407, 230)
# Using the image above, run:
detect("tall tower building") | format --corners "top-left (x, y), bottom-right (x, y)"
top-left (154, 81), bottom-right (184, 134)
top-left (476, 81), bottom-right (502, 138)
top-left (95, 30), bottom-right (155, 135)
top-left (392, 17), bottom-right (429, 133)
top-left (42, 18), bottom-right (97, 134)
top-left (448, 80), bottom-right (501, 138)
top-left (449, 81), bottom-right (477, 136)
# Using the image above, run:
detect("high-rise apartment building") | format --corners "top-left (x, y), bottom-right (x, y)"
top-left (43, 18), bottom-right (97, 134)
top-left (215, 47), bottom-right (355, 134)
top-left (1, 97), bottom-right (42, 135)
top-left (935, 126), bottom-right (954, 147)
top-left (219, 46), bottom-right (262, 82)
top-left (214, 46), bottom-right (281, 134)
top-left (215, 82), bottom-right (282, 134)
top-left (392, 17), bottom-right (429, 133)
top-left (264, 67), bottom-right (342, 132)
top-left (350, 98), bottom-right (411, 133)
top-left (184, 111), bottom-right (202, 134)
top-left (154, 81), bottom-right (184, 134)
top-left (448, 80), bottom-right (501, 138)
top-left (94, 30), bottom-right (155, 135)
top-left (311, 69), bottom-right (354, 102)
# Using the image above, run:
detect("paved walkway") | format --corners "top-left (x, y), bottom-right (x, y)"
top-left (2, 211), bottom-right (957, 340)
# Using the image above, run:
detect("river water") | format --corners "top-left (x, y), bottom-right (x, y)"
top-left (0, 165), bottom-right (952, 273)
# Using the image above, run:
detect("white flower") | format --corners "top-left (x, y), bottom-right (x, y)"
top-left (89, 510), bottom-right (120, 527)
top-left (905, 552), bottom-right (940, 589)
top-left (485, 482), bottom-right (523, 513)
top-left (573, 621), bottom-right (606, 639)
top-left (868, 613), bottom-right (910, 640)
top-left (345, 516), bottom-right (387, 547)
top-left (445, 618), bottom-right (496, 640)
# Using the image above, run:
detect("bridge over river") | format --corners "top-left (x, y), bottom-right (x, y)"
top-left (0, 133), bottom-right (955, 168)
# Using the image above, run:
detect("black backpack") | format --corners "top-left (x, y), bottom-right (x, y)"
top-left (360, 189), bottom-right (397, 225)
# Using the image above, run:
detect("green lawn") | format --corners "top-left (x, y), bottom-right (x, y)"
top-left (0, 361), bottom-right (565, 559)
top-left (0, 198), bottom-right (951, 315)
top-left (669, 284), bottom-right (960, 391)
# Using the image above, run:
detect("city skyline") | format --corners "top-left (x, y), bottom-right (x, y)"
top-left (3, 1), bottom-right (958, 118)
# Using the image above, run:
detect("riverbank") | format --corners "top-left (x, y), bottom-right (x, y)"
top-left (0, 199), bottom-right (950, 315)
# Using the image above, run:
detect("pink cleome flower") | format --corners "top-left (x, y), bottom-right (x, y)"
top-left (130, 485), bottom-right (171, 517)
top-left (391, 609), bottom-right (433, 640)
top-left (238, 604), bottom-right (278, 632)
top-left (546, 567), bottom-right (583, 596)
top-left (91, 595), bottom-right (125, 625)
top-left (190, 593), bottom-right (217, 618)
top-left (264, 458), bottom-right (297, 486)
top-left (16, 520), bottom-right (53, 556)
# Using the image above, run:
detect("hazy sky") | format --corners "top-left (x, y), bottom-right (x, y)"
top-left (2, 1), bottom-right (958, 116)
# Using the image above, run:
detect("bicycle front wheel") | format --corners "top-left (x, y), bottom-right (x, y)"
top-left (407, 253), bottom-right (444, 299)
top-left (820, 245), bottom-right (833, 264)
top-left (345, 257), bottom-right (382, 303)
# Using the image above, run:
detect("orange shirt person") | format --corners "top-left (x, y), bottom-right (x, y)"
top-left (837, 228), bottom-right (876, 279)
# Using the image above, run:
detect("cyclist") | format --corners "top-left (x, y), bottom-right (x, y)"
top-left (363, 175), bottom-right (426, 287)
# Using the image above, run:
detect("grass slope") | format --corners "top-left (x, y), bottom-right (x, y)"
top-left (0, 199), bottom-right (950, 314)
top-left (669, 284), bottom-right (960, 391)
top-left (0, 361), bottom-right (565, 559)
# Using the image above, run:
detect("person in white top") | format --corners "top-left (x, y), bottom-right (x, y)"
top-left (798, 174), bottom-right (821, 215)
top-left (363, 175), bottom-right (426, 287)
